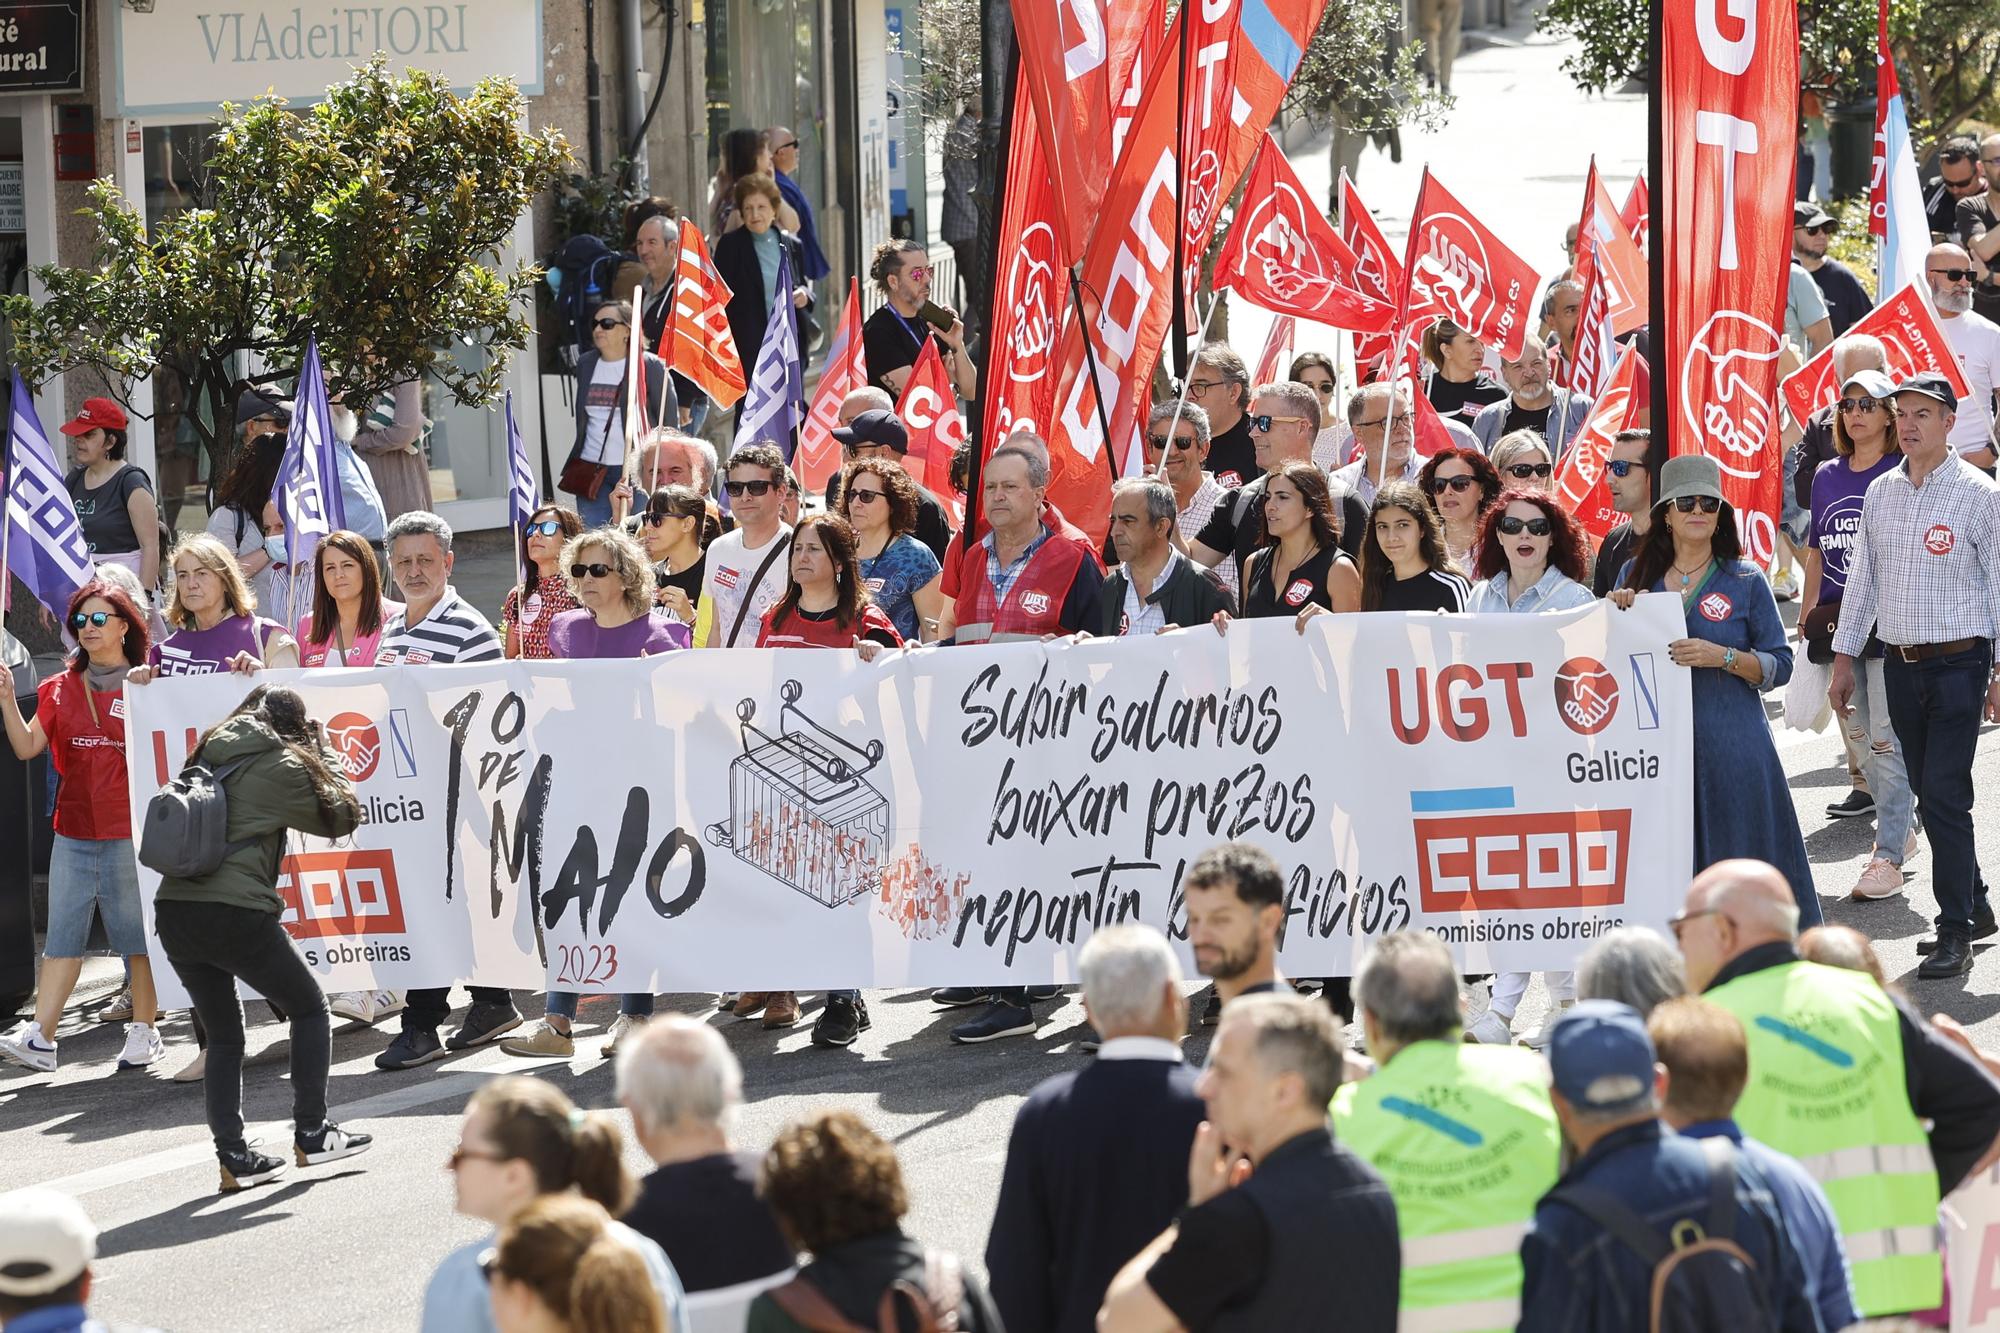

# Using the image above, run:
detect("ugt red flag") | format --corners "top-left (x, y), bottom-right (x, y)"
top-left (1621, 173), bottom-right (1650, 255)
top-left (798, 278), bottom-right (866, 494)
top-left (1255, 315), bottom-right (1297, 386)
top-left (1340, 171), bottom-right (1405, 375)
top-left (1576, 157), bottom-right (1649, 336)
top-left (1554, 348), bottom-right (1648, 542)
top-left (896, 338), bottom-right (966, 512)
top-left (982, 85), bottom-right (1067, 453)
top-left (1661, 0), bottom-right (1798, 563)
top-left (1399, 170), bottom-right (1540, 360)
top-left (662, 219), bottom-right (747, 409)
top-left (1777, 281), bottom-right (1966, 424)
top-left (1214, 134), bottom-right (1395, 332)
top-left (1011, 0), bottom-right (1113, 263)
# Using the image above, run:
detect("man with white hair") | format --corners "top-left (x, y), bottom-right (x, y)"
top-left (1684, 859), bottom-right (2000, 1319)
top-left (617, 1015), bottom-right (794, 1300)
top-left (986, 926), bottom-right (1204, 1333)
top-left (1926, 242), bottom-right (2000, 468)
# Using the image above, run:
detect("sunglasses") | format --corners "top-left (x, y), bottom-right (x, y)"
top-left (1672, 494), bottom-right (1723, 514)
top-left (448, 1145), bottom-right (507, 1172)
top-left (846, 487), bottom-right (887, 504)
top-left (523, 518), bottom-right (563, 537)
top-left (1800, 223), bottom-right (1835, 236)
top-left (71, 610), bottom-right (121, 628)
top-left (570, 562), bottom-right (616, 579)
top-left (1838, 396), bottom-right (1883, 414)
top-left (1496, 515), bottom-right (1552, 537)
top-left (1932, 267), bottom-right (1978, 283)
top-left (1606, 459), bottom-right (1648, 478)
top-left (1429, 474), bottom-right (1479, 493)
top-left (776, 138), bottom-right (799, 151)
top-left (723, 478), bottom-right (776, 497)
top-left (644, 509), bottom-right (699, 526)
top-left (1946, 176), bottom-right (1984, 192)
top-left (898, 265), bottom-right (931, 282)
top-left (1504, 462), bottom-right (1554, 479)
top-left (593, 317), bottom-right (627, 330)
top-left (1247, 413), bottom-right (1312, 434)
top-left (1145, 432), bottom-right (1197, 452)
top-left (1306, 381), bottom-right (1338, 396)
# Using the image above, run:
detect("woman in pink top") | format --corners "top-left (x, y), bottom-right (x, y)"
top-left (298, 531), bottom-right (403, 668)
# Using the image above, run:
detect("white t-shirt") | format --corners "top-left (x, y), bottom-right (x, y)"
top-left (698, 523), bottom-right (793, 647)
top-left (1941, 309), bottom-right (2000, 454)
top-left (582, 357), bottom-right (625, 464)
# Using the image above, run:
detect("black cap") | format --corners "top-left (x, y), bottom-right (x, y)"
top-left (832, 409), bottom-right (908, 454)
top-left (1894, 370), bottom-right (1958, 411)
top-left (234, 390), bottom-right (292, 427)
top-left (1793, 201), bottom-right (1834, 229)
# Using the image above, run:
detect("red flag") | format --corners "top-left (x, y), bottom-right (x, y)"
top-left (981, 84), bottom-right (1066, 451)
top-left (896, 339), bottom-right (967, 513)
top-left (1340, 172), bottom-right (1405, 376)
top-left (1394, 346), bottom-right (1455, 459)
top-left (1575, 158), bottom-right (1649, 336)
top-left (1662, 0), bottom-right (1798, 564)
top-left (1398, 170), bottom-right (1540, 361)
top-left (1566, 239), bottom-right (1618, 400)
top-left (661, 219), bottom-right (746, 409)
top-left (1108, 0), bottom-right (1168, 159)
top-left (1255, 315), bottom-right (1297, 386)
top-left (1869, 0), bottom-right (1894, 242)
top-left (1214, 135), bottom-right (1395, 331)
top-left (1777, 280), bottom-right (1967, 424)
top-left (1011, 0), bottom-right (1113, 264)
top-left (1554, 349), bottom-right (1647, 542)
top-left (798, 278), bottom-right (866, 494)
top-left (1621, 173), bottom-right (1650, 257)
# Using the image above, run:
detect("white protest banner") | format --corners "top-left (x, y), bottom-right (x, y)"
top-left (1950, 1165), bottom-right (2000, 1331)
top-left (128, 599), bottom-right (1692, 1003)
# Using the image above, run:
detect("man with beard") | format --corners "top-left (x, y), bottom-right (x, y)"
top-left (1471, 336), bottom-right (1593, 455)
top-left (1927, 242), bottom-right (2000, 469)
top-left (1183, 843), bottom-right (1287, 1028)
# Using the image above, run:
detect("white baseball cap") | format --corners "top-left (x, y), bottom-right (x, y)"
top-left (0, 1188), bottom-right (96, 1296)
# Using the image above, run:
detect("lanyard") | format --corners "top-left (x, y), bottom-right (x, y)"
top-left (890, 307), bottom-right (928, 352)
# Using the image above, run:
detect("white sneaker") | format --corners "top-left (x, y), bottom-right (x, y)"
top-left (603, 1014), bottom-right (644, 1057)
top-left (329, 992), bottom-right (376, 1023)
top-left (1464, 1009), bottom-right (1513, 1044)
top-left (371, 991), bottom-right (406, 1019)
top-left (1770, 567), bottom-right (1799, 601)
top-left (0, 1022), bottom-right (57, 1072)
top-left (118, 1022), bottom-right (164, 1070)
top-left (1851, 857), bottom-right (1905, 900)
top-left (1521, 1001), bottom-right (1576, 1051)
top-left (172, 1049), bottom-right (208, 1083)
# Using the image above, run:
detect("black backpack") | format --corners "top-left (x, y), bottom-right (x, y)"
top-left (1550, 1137), bottom-right (1780, 1333)
top-left (547, 234), bottom-right (628, 357)
top-left (137, 754), bottom-right (257, 879)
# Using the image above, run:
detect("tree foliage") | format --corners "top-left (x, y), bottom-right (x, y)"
top-left (4, 57), bottom-right (569, 479)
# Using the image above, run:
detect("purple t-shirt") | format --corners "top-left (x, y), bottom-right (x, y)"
top-left (546, 608), bottom-right (690, 659)
top-left (1808, 453), bottom-right (1900, 601)
top-left (150, 615), bottom-right (284, 676)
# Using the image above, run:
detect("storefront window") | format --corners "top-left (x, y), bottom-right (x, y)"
top-left (706, 0), bottom-right (829, 297)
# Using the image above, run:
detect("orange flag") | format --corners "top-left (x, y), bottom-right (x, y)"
top-left (659, 219), bottom-right (747, 410)
top-left (895, 339), bottom-right (967, 520)
top-left (797, 278), bottom-right (867, 494)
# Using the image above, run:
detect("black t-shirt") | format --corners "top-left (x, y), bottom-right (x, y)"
top-left (1808, 259), bottom-right (1873, 337)
top-left (1243, 544), bottom-right (1348, 618)
top-left (862, 305), bottom-right (946, 393)
top-left (1794, 406), bottom-right (1838, 510)
top-left (66, 464), bottom-right (152, 555)
top-left (1145, 1188), bottom-right (1270, 1327)
top-left (1501, 401), bottom-right (1554, 440)
top-left (622, 1151), bottom-right (794, 1294)
top-left (1204, 415), bottom-right (1260, 488)
top-left (1956, 194), bottom-right (2000, 324)
top-left (1426, 373), bottom-right (1508, 426)
top-left (653, 553), bottom-right (706, 607)
top-left (1380, 567), bottom-right (1470, 612)
top-left (1592, 521), bottom-right (1639, 598)
top-left (1195, 472), bottom-right (1368, 578)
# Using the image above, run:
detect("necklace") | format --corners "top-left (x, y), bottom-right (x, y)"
top-left (1671, 558), bottom-right (1710, 589)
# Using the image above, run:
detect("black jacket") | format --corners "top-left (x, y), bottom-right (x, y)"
top-left (713, 226), bottom-right (815, 371)
top-left (1095, 556), bottom-right (1234, 636)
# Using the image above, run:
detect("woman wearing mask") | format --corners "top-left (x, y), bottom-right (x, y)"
top-left (640, 485), bottom-right (710, 627)
top-left (1356, 482), bottom-right (1471, 612)
top-left (61, 398), bottom-right (160, 597)
top-left (840, 458), bottom-right (942, 643)
top-left (1418, 447), bottom-right (1503, 574)
top-left (1465, 490), bottom-right (1596, 1047)
top-left (205, 428), bottom-right (288, 622)
top-left (503, 529), bottom-right (686, 1064)
top-left (486, 1197), bottom-right (667, 1333)
top-left (714, 174), bottom-right (815, 384)
top-left (0, 582), bottom-right (162, 1076)
top-left (564, 304), bottom-right (671, 528)
top-left (1210, 459), bottom-right (1360, 637)
top-left (1612, 455), bottom-right (1820, 926)
top-left (501, 505), bottom-right (586, 660)
top-left (1422, 319), bottom-right (1507, 427)
top-left (1488, 430), bottom-right (1556, 492)
top-left (152, 685), bottom-right (374, 1192)
top-left (422, 1077), bottom-right (686, 1333)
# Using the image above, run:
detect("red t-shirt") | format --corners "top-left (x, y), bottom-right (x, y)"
top-left (37, 671), bottom-right (131, 840)
top-left (757, 602), bottom-right (903, 650)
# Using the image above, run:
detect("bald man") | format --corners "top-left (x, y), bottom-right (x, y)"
top-left (766, 126), bottom-right (828, 281)
top-left (1954, 133), bottom-right (2000, 325)
top-left (1926, 242), bottom-right (2000, 467)
top-left (1682, 859), bottom-right (2000, 1321)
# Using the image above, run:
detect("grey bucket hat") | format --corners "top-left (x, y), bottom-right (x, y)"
top-left (1652, 454), bottom-right (1726, 513)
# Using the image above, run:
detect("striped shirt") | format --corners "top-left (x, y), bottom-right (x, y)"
top-left (377, 586), bottom-right (503, 665)
top-left (1833, 453), bottom-right (2000, 656)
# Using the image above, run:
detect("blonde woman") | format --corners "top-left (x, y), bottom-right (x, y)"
top-left (129, 534), bottom-right (298, 683)
top-left (1488, 430), bottom-right (1555, 493)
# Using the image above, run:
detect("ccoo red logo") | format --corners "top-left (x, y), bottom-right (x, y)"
top-left (1926, 523), bottom-right (1956, 555)
top-left (1553, 657), bottom-right (1620, 735)
top-left (326, 711), bottom-right (382, 782)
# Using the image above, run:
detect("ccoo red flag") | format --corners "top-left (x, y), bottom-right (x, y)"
top-left (1777, 280), bottom-right (1966, 424)
top-left (1398, 170), bottom-right (1541, 361)
top-left (797, 278), bottom-right (867, 494)
top-left (1554, 349), bottom-right (1648, 543)
top-left (896, 338), bottom-right (967, 514)
top-left (1011, 0), bottom-right (1114, 264)
top-left (1215, 135), bottom-right (1395, 332)
top-left (662, 219), bottom-right (747, 409)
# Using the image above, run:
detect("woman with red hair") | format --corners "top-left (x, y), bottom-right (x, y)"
top-left (0, 581), bottom-right (162, 1074)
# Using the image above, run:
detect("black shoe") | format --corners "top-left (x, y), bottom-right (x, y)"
top-left (1826, 789), bottom-right (1877, 819)
top-left (296, 1121), bottom-right (374, 1166)
top-left (950, 1000), bottom-right (1036, 1044)
top-left (1199, 986), bottom-right (1223, 1026)
top-left (374, 1027), bottom-right (447, 1071)
top-left (447, 1001), bottom-right (523, 1050)
top-left (1023, 984), bottom-right (1062, 1001)
top-left (218, 1147), bottom-right (287, 1193)
top-left (811, 998), bottom-right (867, 1048)
top-left (1919, 900), bottom-right (1998, 954)
top-left (1920, 929), bottom-right (1975, 979)
top-left (932, 987), bottom-right (992, 1008)
top-left (1079, 1024), bottom-right (1102, 1053)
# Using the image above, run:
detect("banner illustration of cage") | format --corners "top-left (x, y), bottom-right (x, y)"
top-left (703, 681), bottom-right (889, 908)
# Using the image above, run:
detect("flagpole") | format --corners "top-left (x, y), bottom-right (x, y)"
top-left (1169, 9), bottom-right (1191, 386)
top-left (965, 23), bottom-right (1021, 550)
top-left (1646, 0), bottom-right (1666, 479)
top-left (1165, 292), bottom-right (1226, 476)
top-left (1070, 271), bottom-right (1123, 485)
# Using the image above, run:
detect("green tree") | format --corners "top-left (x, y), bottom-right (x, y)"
top-left (4, 57), bottom-right (570, 481)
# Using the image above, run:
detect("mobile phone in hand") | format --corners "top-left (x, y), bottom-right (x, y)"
top-left (918, 300), bottom-right (957, 331)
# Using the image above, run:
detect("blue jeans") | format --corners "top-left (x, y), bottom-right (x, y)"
top-left (1845, 655), bottom-right (1916, 862)
top-left (46, 835), bottom-right (147, 958)
top-left (546, 990), bottom-right (655, 1021)
top-left (574, 464), bottom-right (622, 528)
top-left (1883, 642), bottom-right (1993, 931)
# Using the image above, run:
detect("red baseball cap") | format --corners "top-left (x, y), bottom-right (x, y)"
top-left (59, 397), bottom-right (128, 436)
